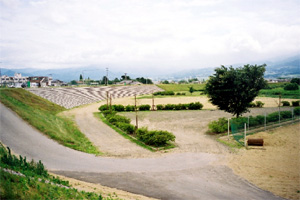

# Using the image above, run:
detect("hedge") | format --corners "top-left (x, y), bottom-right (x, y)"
top-left (155, 102), bottom-right (203, 111)
top-left (137, 128), bottom-right (175, 147)
top-left (208, 107), bottom-right (300, 133)
top-left (153, 91), bottom-right (175, 96)
top-left (138, 104), bottom-right (151, 111)
top-left (115, 122), bottom-right (135, 134)
top-left (99, 110), bottom-right (176, 147)
top-left (125, 105), bottom-right (135, 112)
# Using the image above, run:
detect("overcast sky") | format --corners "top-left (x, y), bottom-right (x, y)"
top-left (0, 0), bottom-right (299, 75)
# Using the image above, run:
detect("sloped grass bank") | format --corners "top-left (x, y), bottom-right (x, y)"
top-left (0, 89), bottom-right (100, 155)
top-left (0, 144), bottom-right (118, 200)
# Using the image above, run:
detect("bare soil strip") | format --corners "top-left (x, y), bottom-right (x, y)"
top-left (229, 122), bottom-right (300, 200)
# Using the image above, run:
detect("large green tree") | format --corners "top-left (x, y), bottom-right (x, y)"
top-left (205, 64), bottom-right (267, 118)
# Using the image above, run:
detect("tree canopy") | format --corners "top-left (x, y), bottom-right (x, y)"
top-left (136, 77), bottom-right (153, 84)
top-left (205, 64), bottom-right (267, 118)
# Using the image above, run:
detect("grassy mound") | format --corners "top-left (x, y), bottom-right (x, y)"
top-left (0, 89), bottom-right (100, 155)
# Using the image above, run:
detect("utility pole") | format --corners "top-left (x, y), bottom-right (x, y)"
top-left (279, 94), bottom-right (281, 124)
top-left (152, 91), bottom-right (155, 111)
top-left (106, 68), bottom-right (108, 86)
top-left (106, 91), bottom-right (109, 109)
top-left (135, 94), bottom-right (138, 129)
top-left (110, 94), bottom-right (112, 112)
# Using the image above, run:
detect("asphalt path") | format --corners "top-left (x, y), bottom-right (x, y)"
top-left (0, 103), bottom-right (284, 200)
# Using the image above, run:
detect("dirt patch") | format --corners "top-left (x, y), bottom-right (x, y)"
top-left (113, 96), bottom-right (296, 110)
top-left (228, 122), bottom-right (300, 200)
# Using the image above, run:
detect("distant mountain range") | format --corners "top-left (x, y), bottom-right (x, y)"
top-left (1, 55), bottom-right (299, 82)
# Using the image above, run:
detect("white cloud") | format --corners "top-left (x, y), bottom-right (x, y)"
top-left (0, 0), bottom-right (299, 73)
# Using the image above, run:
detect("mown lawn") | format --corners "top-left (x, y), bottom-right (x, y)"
top-left (157, 84), bottom-right (205, 92)
top-left (0, 88), bottom-right (100, 155)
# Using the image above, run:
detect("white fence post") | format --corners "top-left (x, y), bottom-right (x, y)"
top-left (264, 112), bottom-right (266, 131)
top-left (228, 118), bottom-right (230, 140)
top-left (244, 123), bottom-right (247, 147)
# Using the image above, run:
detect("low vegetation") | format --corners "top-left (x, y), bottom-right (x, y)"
top-left (98, 107), bottom-right (176, 148)
top-left (99, 102), bottom-right (203, 112)
top-left (0, 89), bottom-right (100, 155)
top-left (259, 87), bottom-right (300, 99)
top-left (156, 102), bottom-right (203, 110)
top-left (0, 144), bottom-right (119, 200)
top-left (208, 107), bottom-right (300, 133)
top-left (157, 84), bottom-right (205, 92)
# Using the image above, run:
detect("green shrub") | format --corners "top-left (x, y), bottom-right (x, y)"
top-left (116, 122), bottom-right (135, 134)
top-left (101, 110), bottom-right (117, 117)
top-left (176, 92), bottom-right (181, 95)
top-left (138, 104), bottom-right (151, 111)
top-left (99, 104), bottom-right (109, 111)
top-left (188, 102), bottom-right (203, 110)
top-left (281, 101), bottom-right (290, 107)
top-left (208, 117), bottom-right (227, 133)
top-left (153, 91), bottom-right (175, 96)
top-left (125, 105), bottom-right (135, 112)
top-left (295, 107), bottom-right (300, 116)
top-left (284, 83), bottom-right (299, 90)
top-left (249, 102), bottom-right (256, 107)
top-left (137, 130), bottom-right (175, 146)
top-left (165, 104), bottom-right (175, 110)
top-left (182, 93), bottom-right (186, 95)
top-left (280, 111), bottom-right (292, 119)
top-left (174, 104), bottom-right (186, 110)
top-left (112, 104), bottom-right (125, 112)
top-left (136, 127), bottom-right (149, 138)
top-left (156, 104), bottom-right (164, 110)
top-left (255, 101), bottom-right (264, 108)
top-left (107, 115), bottom-right (131, 125)
top-left (292, 101), bottom-right (300, 107)
top-left (267, 112), bottom-right (279, 122)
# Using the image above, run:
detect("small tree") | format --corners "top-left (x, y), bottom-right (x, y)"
top-left (284, 83), bottom-right (299, 90)
top-left (205, 64), bottom-right (267, 118)
top-left (189, 86), bottom-right (195, 95)
top-left (79, 74), bottom-right (83, 81)
top-left (290, 78), bottom-right (300, 85)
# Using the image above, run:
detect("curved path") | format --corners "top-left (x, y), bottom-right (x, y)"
top-left (0, 103), bottom-right (284, 200)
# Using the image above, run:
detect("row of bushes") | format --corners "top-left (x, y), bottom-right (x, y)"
top-left (101, 110), bottom-right (175, 147)
top-left (156, 102), bottom-right (203, 110)
top-left (153, 91), bottom-right (175, 96)
top-left (282, 100), bottom-right (300, 107)
top-left (99, 102), bottom-right (203, 112)
top-left (208, 107), bottom-right (300, 133)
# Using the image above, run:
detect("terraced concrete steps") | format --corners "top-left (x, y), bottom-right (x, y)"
top-left (26, 85), bottom-right (163, 109)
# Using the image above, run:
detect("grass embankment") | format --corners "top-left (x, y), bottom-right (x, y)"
top-left (0, 88), bottom-right (100, 155)
top-left (0, 144), bottom-right (120, 200)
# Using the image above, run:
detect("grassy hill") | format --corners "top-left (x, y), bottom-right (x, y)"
top-left (0, 88), bottom-right (100, 155)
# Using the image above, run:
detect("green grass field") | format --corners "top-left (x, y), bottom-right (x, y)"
top-left (259, 88), bottom-right (300, 99)
top-left (157, 84), bottom-right (205, 92)
top-left (156, 83), bottom-right (299, 99)
top-left (0, 89), bottom-right (100, 155)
